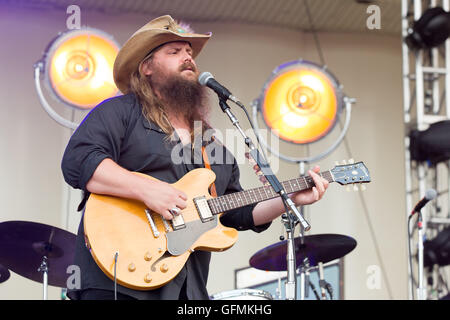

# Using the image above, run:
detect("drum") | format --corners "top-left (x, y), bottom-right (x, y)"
top-left (210, 289), bottom-right (273, 300)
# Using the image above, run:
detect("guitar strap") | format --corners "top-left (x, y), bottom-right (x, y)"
top-left (201, 146), bottom-right (218, 197)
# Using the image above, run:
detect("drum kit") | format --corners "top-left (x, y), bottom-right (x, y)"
top-left (212, 232), bottom-right (357, 301)
top-left (0, 220), bottom-right (357, 301)
top-left (0, 220), bottom-right (76, 299)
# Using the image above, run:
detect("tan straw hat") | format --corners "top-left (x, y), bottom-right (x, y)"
top-left (113, 15), bottom-right (211, 94)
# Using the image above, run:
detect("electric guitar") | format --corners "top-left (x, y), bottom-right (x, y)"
top-left (84, 161), bottom-right (371, 290)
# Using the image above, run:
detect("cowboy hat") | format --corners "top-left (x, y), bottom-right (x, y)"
top-left (113, 15), bottom-right (211, 93)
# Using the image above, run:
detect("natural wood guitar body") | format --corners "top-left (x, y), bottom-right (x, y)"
top-left (84, 168), bottom-right (238, 290)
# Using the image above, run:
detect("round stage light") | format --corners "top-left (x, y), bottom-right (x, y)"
top-left (260, 60), bottom-right (344, 144)
top-left (44, 28), bottom-right (119, 109)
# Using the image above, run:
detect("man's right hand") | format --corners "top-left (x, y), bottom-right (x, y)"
top-left (137, 179), bottom-right (187, 220)
top-left (86, 158), bottom-right (187, 221)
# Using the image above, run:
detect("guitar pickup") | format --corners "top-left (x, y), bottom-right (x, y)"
top-left (193, 196), bottom-right (214, 223)
top-left (171, 213), bottom-right (186, 231)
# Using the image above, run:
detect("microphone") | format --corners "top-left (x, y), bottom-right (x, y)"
top-left (198, 72), bottom-right (242, 105)
top-left (411, 189), bottom-right (437, 215)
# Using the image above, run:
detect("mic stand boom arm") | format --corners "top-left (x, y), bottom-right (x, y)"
top-left (218, 99), bottom-right (311, 232)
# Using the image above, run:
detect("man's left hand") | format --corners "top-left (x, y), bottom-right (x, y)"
top-left (290, 166), bottom-right (329, 206)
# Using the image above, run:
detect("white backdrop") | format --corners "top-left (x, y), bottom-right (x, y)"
top-left (0, 4), bottom-right (407, 299)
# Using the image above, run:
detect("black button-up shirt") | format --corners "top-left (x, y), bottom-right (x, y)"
top-left (61, 93), bottom-right (270, 300)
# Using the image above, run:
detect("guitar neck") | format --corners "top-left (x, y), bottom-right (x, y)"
top-left (207, 171), bottom-right (334, 214)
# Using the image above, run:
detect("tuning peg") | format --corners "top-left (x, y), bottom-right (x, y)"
top-left (335, 161), bottom-right (340, 166)
top-left (341, 160), bottom-right (347, 165)
top-left (346, 185), bottom-right (352, 192)
top-left (353, 184), bottom-right (359, 191)
top-left (348, 158), bottom-right (355, 164)
top-left (360, 184), bottom-right (366, 191)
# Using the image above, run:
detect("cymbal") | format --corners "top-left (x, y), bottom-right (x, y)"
top-left (0, 221), bottom-right (76, 288)
top-left (0, 264), bottom-right (10, 284)
top-left (249, 233), bottom-right (357, 271)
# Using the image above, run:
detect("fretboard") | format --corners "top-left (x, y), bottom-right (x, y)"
top-left (207, 171), bottom-right (334, 214)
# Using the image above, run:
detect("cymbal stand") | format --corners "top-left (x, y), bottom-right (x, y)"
top-left (281, 212), bottom-right (298, 300)
top-left (318, 262), bottom-right (327, 300)
top-left (318, 262), bottom-right (334, 300)
top-left (301, 256), bottom-right (311, 299)
top-left (37, 256), bottom-right (49, 300)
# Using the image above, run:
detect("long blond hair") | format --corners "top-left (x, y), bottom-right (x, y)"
top-left (129, 56), bottom-right (174, 135)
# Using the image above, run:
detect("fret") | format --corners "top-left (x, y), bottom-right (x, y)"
top-left (263, 185), bottom-right (270, 199)
top-left (215, 199), bottom-right (221, 213)
top-left (232, 193), bottom-right (238, 210)
top-left (289, 180), bottom-right (296, 192)
top-left (255, 187), bottom-right (261, 201)
top-left (210, 199), bottom-right (217, 214)
top-left (210, 199), bottom-right (216, 213)
top-left (235, 193), bottom-right (243, 207)
top-left (228, 193), bottom-right (234, 209)
top-left (303, 176), bottom-right (309, 189)
top-left (249, 189), bottom-right (255, 203)
top-left (218, 199), bottom-right (224, 212)
top-left (222, 196), bottom-right (229, 211)
top-left (257, 187), bottom-right (264, 201)
top-left (289, 180), bottom-right (295, 192)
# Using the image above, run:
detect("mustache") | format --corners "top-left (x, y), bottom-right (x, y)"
top-left (179, 61), bottom-right (197, 73)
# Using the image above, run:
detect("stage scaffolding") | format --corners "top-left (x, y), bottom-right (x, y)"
top-left (402, 0), bottom-right (450, 300)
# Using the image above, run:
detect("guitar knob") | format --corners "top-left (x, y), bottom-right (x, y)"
top-left (144, 252), bottom-right (152, 261)
top-left (348, 158), bottom-right (355, 164)
top-left (160, 264), bottom-right (169, 273)
top-left (144, 274), bottom-right (152, 283)
top-left (353, 184), bottom-right (359, 191)
top-left (128, 263), bottom-right (136, 272)
top-left (360, 184), bottom-right (367, 191)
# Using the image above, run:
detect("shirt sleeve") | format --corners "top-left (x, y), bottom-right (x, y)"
top-left (61, 96), bottom-right (132, 191)
top-left (219, 157), bottom-right (272, 233)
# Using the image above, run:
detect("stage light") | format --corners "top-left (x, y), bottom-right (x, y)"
top-left (405, 6), bottom-right (450, 50)
top-left (259, 60), bottom-right (343, 144)
top-left (44, 28), bottom-right (119, 109)
top-left (35, 27), bottom-right (120, 129)
top-left (252, 59), bottom-right (354, 164)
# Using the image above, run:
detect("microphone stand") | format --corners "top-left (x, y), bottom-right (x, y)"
top-left (416, 211), bottom-right (426, 300)
top-left (217, 98), bottom-right (311, 300)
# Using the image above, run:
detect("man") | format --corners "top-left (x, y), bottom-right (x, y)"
top-left (62, 15), bottom-right (328, 300)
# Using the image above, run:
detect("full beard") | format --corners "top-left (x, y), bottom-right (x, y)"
top-left (152, 67), bottom-right (210, 129)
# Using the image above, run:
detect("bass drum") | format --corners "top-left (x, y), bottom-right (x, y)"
top-left (210, 289), bottom-right (273, 300)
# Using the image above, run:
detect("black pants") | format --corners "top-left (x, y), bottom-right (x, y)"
top-left (79, 279), bottom-right (188, 300)
top-left (79, 289), bottom-right (136, 300)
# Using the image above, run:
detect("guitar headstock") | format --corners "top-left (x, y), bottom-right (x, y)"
top-left (331, 160), bottom-right (371, 188)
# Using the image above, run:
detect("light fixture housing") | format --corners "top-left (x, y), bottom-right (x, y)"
top-left (405, 6), bottom-right (450, 50)
top-left (259, 60), bottom-right (344, 144)
top-left (43, 27), bottom-right (120, 109)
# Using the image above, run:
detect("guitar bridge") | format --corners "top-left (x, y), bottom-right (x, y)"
top-left (193, 196), bottom-right (214, 223)
top-left (145, 209), bottom-right (160, 238)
